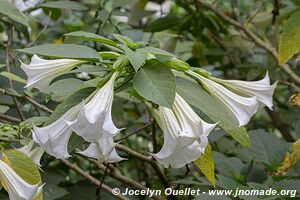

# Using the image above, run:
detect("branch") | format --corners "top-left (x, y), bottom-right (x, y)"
top-left (0, 113), bottom-right (21, 123)
top-left (5, 24), bottom-right (25, 120)
top-left (0, 89), bottom-right (53, 114)
top-left (61, 160), bottom-right (129, 200)
top-left (116, 144), bottom-right (170, 189)
top-left (245, 0), bottom-right (266, 24)
top-left (265, 108), bottom-right (295, 142)
top-left (193, 0), bottom-right (300, 84)
top-left (115, 119), bottom-right (154, 142)
top-left (27, 12), bottom-right (52, 48)
top-left (116, 144), bottom-right (154, 164)
top-left (89, 160), bottom-right (165, 200)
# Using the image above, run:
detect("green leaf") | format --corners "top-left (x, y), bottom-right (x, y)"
top-left (0, 71), bottom-right (26, 84)
top-left (0, 105), bottom-right (9, 113)
top-left (45, 87), bottom-right (95, 125)
top-left (49, 78), bottom-right (83, 102)
top-left (248, 129), bottom-right (288, 165)
top-left (43, 184), bottom-right (68, 200)
top-left (0, 0), bottom-right (28, 26)
top-left (176, 77), bottom-right (250, 147)
top-left (138, 46), bottom-right (174, 57)
top-left (279, 9), bottom-right (300, 65)
top-left (2, 149), bottom-right (43, 200)
top-left (39, 1), bottom-right (87, 10)
top-left (64, 31), bottom-right (119, 48)
top-left (17, 44), bottom-right (101, 61)
top-left (216, 174), bottom-right (243, 190)
top-left (124, 47), bottom-right (148, 71)
top-left (145, 15), bottom-right (182, 32)
top-left (113, 34), bottom-right (134, 46)
top-left (133, 59), bottom-right (176, 108)
top-left (194, 144), bottom-right (216, 187)
top-left (228, 127), bottom-right (250, 148)
top-left (70, 64), bottom-right (110, 75)
top-left (145, 15), bottom-right (181, 32)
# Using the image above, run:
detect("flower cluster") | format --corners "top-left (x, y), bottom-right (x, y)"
top-left (7, 52), bottom-right (276, 200)
top-left (19, 55), bottom-right (276, 169)
top-left (32, 72), bottom-right (124, 164)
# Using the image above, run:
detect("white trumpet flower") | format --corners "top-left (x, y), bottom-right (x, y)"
top-left (21, 54), bottom-right (85, 92)
top-left (10, 0), bottom-right (41, 12)
top-left (15, 141), bottom-right (45, 167)
top-left (0, 160), bottom-right (43, 200)
top-left (153, 94), bottom-right (216, 168)
top-left (78, 138), bottom-right (124, 164)
top-left (32, 103), bottom-right (82, 159)
top-left (188, 70), bottom-right (259, 126)
top-left (210, 72), bottom-right (277, 109)
top-left (67, 72), bottom-right (122, 143)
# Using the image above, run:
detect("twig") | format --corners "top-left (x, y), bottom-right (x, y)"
top-left (89, 160), bottom-right (165, 200)
top-left (24, 96), bottom-right (53, 114)
top-left (150, 163), bottom-right (169, 188)
top-left (193, 0), bottom-right (300, 84)
top-left (96, 164), bottom-right (110, 200)
top-left (116, 144), bottom-right (170, 192)
top-left (115, 119), bottom-right (154, 142)
top-left (116, 144), bottom-right (154, 164)
top-left (271, 0), bottom-right (280, 24)
top-left (0, 89), bottom-right (53, 114)
top-left (245, 0), bottom-right (266, 24)
top-left (61, 160), bottom-right (129, 200)
top-left (0, 113), bottom-right (21, 123)
top-left (265, 108), bottom-right (295, 142)
top-left (5, 24), bottom-right (25, 120)
top-left (151, 120), bottom-right (158, 153)
top-left (27, 12), bottom-right (52, 47)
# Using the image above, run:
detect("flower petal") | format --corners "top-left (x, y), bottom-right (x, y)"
top-left (212, 72), bottom-right (277, 109)
top-left (21, 54), bottom-right (84, 92)
top-left (152, 94), bottom-right (216, 168)
top-left (68, 72), bottom-right (122, 143)
top-left (15, 141), bottom-right (44, 166)
top-left (189, 71), bottom-right (259, 126)
top-left (32, 104), bottom-right (81, 159)
top-left (154, 141), bottom-right (206, 168)
top-left (0, 160), bottom-right (43, 200)
top-left (28, 147), bottom-right (45, 167)
top-left (78, 138), bottom-right (124, 164)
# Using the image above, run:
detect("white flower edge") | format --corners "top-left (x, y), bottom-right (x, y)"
top-left (21, 54), bottom-right (85, 92)
top-left (210, 72), bottom-right (277, 109)
top-left (0, 160), bottom-right (43, 200)
top-left (77, 138), bottom-right (124, 164)
top-left (32, 103), bottom-right (82, 159)
top-left (67, 72), bottom-right (123, 143)
top-left (188, 70), bottom-right (259, 126)
top-left (151, 94), bottom-right (216, 168)
top-left (15, 141), bottom-right (45, 167)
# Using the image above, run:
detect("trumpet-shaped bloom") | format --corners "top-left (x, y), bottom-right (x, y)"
top-left (15, 141), bottom-right (45, 167)
top-left (32, 103), bottom-right (82, 159)
top-left (10, 0), bottom-right (41, 12)
top-left (153, 94), bottom-right (216, 168)
top-left (78, 138), bottom-right (124, 164)
top-left (67, 72), bottom-right (122, 143)
top-left (21, 54), bottom-right (85, 92)
top-left (0, 160), bottom-right (43, 200)
top-left (188, 71), bottom-right (259, 126)
top-left (211, 72), bottom-right (277, 109)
